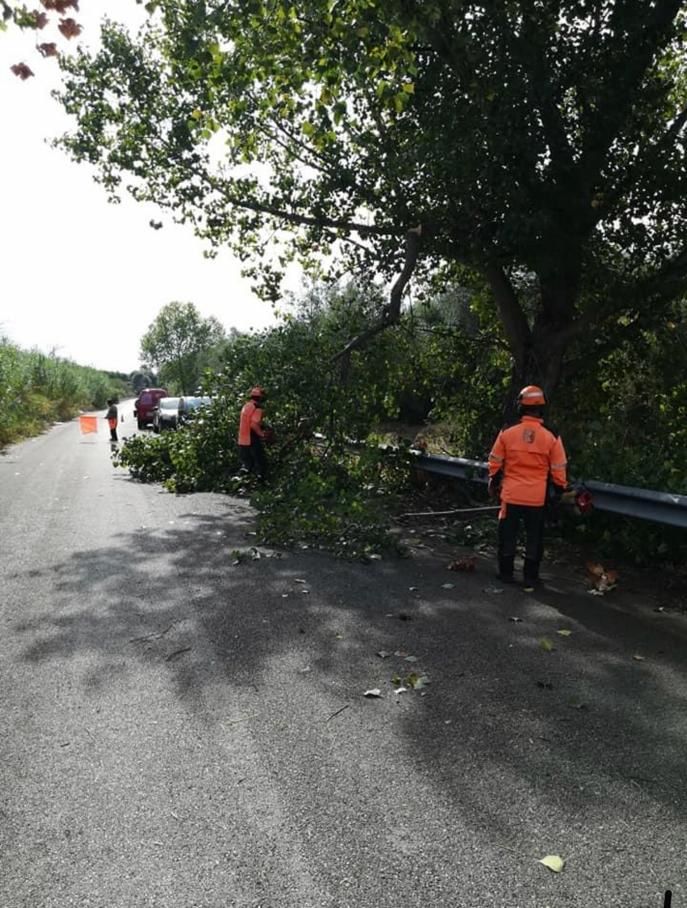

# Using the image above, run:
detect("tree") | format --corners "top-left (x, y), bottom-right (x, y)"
top-left (129, 368), bottom-right (156, 393)
top-left (56, 1), bottom-right (687, 400)
top-left (140, 302), bottom-right (225, 393)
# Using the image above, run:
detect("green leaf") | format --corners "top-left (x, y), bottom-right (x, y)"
top-left (538, 855), bottom-right (565, 873)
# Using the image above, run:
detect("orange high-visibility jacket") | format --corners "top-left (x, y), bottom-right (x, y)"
top-left (488, 416), bottom-right (567, 507)
top-left (238, 400), bottom-right (265, 446)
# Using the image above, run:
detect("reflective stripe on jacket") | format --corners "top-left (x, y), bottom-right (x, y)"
top-left (488, 416), bottom-right (567, 507)
top-left (238, 400), bottom-right (264, 446)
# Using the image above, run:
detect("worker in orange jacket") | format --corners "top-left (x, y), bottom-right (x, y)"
top-left (487, 385), bottom-right (567, 590)
top-left (238, 386), bottom-right (268, 478)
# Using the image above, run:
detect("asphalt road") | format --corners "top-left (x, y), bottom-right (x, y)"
top-left (1, 403), bottom-right (686, 907)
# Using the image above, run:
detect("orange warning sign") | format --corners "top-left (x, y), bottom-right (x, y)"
top-left (79, 416), bottom-right (98, 434)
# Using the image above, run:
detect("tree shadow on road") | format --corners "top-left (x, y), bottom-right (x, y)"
top-left (9, 500), bottom-right (687, 901)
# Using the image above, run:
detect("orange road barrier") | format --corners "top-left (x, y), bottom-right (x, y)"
top-left (79, 416), bottom-right (98, 434)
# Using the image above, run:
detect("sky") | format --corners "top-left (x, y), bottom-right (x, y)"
top-left (0, 1), bottom-right (280, 374)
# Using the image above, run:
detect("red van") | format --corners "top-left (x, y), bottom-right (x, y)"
top-left (133, 388), bottom-right (168, 430)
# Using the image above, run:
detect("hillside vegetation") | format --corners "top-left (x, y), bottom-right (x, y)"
top-left (0, 339), bottom-right (130, 448)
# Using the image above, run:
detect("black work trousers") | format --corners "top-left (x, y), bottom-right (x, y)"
top-left (497, 502), bottom-right (546, 583)
top-left (239, 437), bottom-right (267, 478)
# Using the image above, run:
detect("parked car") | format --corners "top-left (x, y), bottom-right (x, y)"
top-left (133, 387), bottom-right (168, 430)
top-left (180, 395), bottom-right (212, 422)
top-left (152, 395), bottom-right (212, 433)
top-left (152, 397), bottom-right (182, 433)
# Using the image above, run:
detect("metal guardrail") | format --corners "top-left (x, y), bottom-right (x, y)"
top-left (413, 452), bottom-right (687, 529)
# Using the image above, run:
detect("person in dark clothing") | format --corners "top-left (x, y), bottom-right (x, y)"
top-left (105, 399), bottom-right (119, 442)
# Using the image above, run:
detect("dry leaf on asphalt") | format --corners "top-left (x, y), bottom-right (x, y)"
top-left (557, 629), bottom-right (573, 637)
top-left (508, 616), bottom-right (523, 623)
top-left (363, 688), bottom-right (382, 698)
top-left (539, 637), bottom-right (555, 652)
top-left (538, 855), bottom-right (565, 873)
top-left (633, 654), bottom-right (646, 661)
top-left (441, 583), bottom-right (455, 589)
top-left (586, 561), bottom-right (619, 593)
top-left (376, 650), bottom-right (392, 659)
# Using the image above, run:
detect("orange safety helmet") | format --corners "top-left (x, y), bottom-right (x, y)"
top-left (517, 385), bottom-right (546, 407)
top-left (250, 386), bottom-right (266, 399)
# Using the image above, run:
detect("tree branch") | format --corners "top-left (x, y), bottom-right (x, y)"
top-left (580, 0), bottom-right (683, 182)
top-left (333, 225), bottom-right (423, 363)
top-left (602, 103), bottom-right (687, 214)
top-left (203, 172), bottom-right (401, 237)
top-left (483, 262), bottom-right (531, 367)
top-left (519, 12), bottom-right (575, 175)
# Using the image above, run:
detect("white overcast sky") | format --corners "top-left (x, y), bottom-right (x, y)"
top-left (0, 1), bottom-right (280, 373)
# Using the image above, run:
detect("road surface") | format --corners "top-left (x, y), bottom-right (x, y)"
top-left (1, 403), bottom-right (686, 907)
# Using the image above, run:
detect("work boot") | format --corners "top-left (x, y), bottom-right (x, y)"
top-left (523, 558), bottom-right (540, 592)
top-left (497, 556), bottom-right (515, 584)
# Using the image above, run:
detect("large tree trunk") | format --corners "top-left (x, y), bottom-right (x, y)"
top-left (485, 264), bottom-right (572, 420)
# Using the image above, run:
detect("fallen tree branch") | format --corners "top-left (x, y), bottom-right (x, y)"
top-left (326, 704), bottom-right (350, 722)
top-left (129, 622), bottom-right (178, 643)
top-left (399, 506), bottom-right (499, 519)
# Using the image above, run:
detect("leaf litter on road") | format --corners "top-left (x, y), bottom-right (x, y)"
top-left (448, 556), bottom-right (476, 572)
top-left (392, 671), bottom-right (430, 691)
